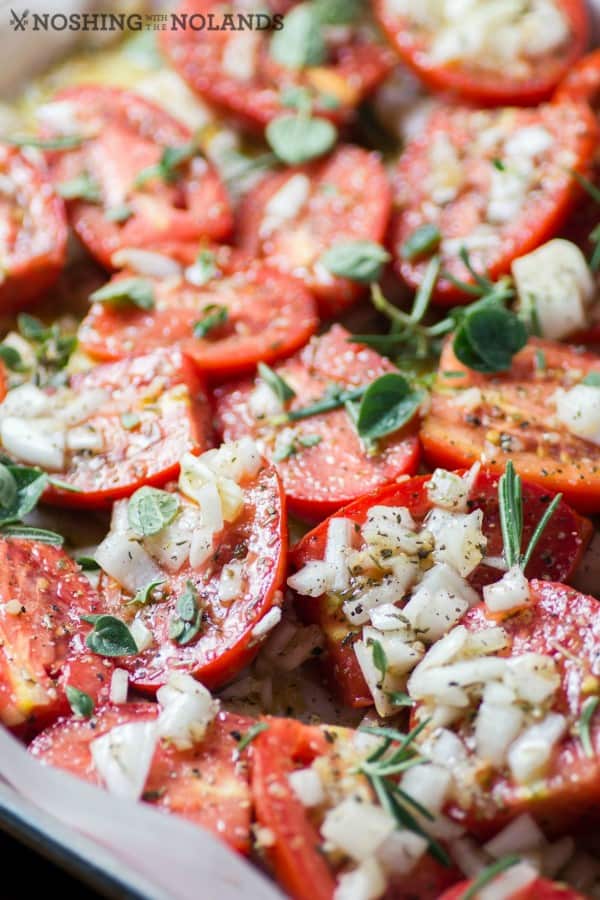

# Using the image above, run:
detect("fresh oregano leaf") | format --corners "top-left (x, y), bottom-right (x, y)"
top-left (127, 487), bottom-right (180, 537)
top-left (320, 240), bottom-right (390, 283)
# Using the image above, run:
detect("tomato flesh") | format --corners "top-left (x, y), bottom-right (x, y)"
top-left (100, 460), bottom-right (287, 692)
top-left (40, 350), bottom-right (213, 508)
top-left (390, 102), bottom-right (599, 305)
top-left (290, 468), bottom-right (591, 708)
top-left (29, 704), bottom-right (253, 853)
top-left (78, 250), bottom-right (318, 378)
top-left (421, 337), bottom-right (600, 514)
top-left (214, 325), bottom-right (420, 521)
top-left (375, 0), bottom-right (589, 106)
top-left (161, 0), bottom-right (393, 131)
top-left (439, 877), bottom-right (586, 900)
top-left (0, 144), bottom-right (67, 313)
top-left (235, 146), bottom-right (392, 316)
top-left (44, 86), bottom-right (232, 268)
top-left (0, 537), bottom-right (112, 735)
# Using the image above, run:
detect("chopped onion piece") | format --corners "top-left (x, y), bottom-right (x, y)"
top-left (504, 653), bottom-right (560, 705)
top-left (251, 607), bottom-right (282, 639)
top-left (90, 720), bottom-right (158, 800)
top-left (403, 562), bottom-right (478, 642)
top-left (95, 533), bottom-right (163, 595)
top-left (130, 615), bottom-right (153, 652)
top-left (156, 673), bottom-right (219, 750)
top-left (325, 517), bottom-right (354, 593)
top-left (426, 507), bottom-right (486, 577)
top-left (333, 857), bottom-right (386, 900)
top-left (554, 385), bottom-right (600, 445)
top-left (287, 766), bottom-right (325, 808)
top-left (484, 814), bottom-right (545, 860)
top-left (287, 560), bottom-right (337, 597)
top-left (321, 798), bottom-right (395, 863)
top-left (483, 565), bottom-right (530, 613)
top-left (1, 416), bottom-right (65, 471)
top-left (427, 468), bottom-right (471, 512)
top-left (111, 248), bottom-right (182, 278)
top-left (478, 860), bottom-right (538, 900)
top-left (218, 560), bottom-right (244, 604)
top-left (109, 669), bottom-right (129, 705)
top-left (376, 830), bottom-right (427, 877)
top-left (507, 713), bottom-right (567, 785)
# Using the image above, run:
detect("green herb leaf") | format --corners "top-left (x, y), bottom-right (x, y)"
top-left (236, 721), bottom-right (269, 754)
top-left (130, 578), bottom-right (165, 607)
top-left (280, 85), bottom-right (313, 111)
top-left (461, 856), bottom-right (521, 900)
top-left (168, 580), bottom-right (203, 645)
top-left (320, 240), bottom-right (390, 284)
top-left (579, 696), bottom-right (599, 758)
top-left (498, 460), bottom-right (523, 571)
top-left (370, 639), bottom-right (387, 680)
top-left (0, 345), bottom-right (26, 371)
top-left (266, 114), bottom-right (337, 166)
top-left (187, 249), bottom-right (218, 287)
top-left (47, 477), bottom-right (82, 494)
top-left (270, 3), bottom-right (325, 70)
top-left (258, 361), bottom-right (296, 404)
top-left (401, 224), bottom-right (441, 262)
top-left (583, 372), bottom-right (600, 386)
top-left (90, 277), bottom-right (155, 311)
top-left (520, 492), bottom-right (562, 571)
top-left (286, 384), bottom-right (366, 422)
top-left (128, 486), bottom-right (180, 537)
top-left (6, 134), bottom-right (84, 150)
top-left (0, 525), bottom-right (63, 545)
top-left (105, 203), bottom-right (133, 223)
top-left (0, 464), bottom-right (48, 527)
top-left (65, 685), bottom-right (94, 718)
top-left (76, 556), bottom-right (100, 571)
top-left (17, 314), bottom-right (47, 341)
top-left (135, 141), bottom-right (197, 187)
top-left (120, 412), bottom-right (140, 430)
top-left (58, 172), bottom-right (102, 203)
top-left (313, 0), bottom-right (362, 24)
top-left (388, 691), bottom-right (415, 708)
top-left (16, 314), bottom-right (77, 377)
top-left (535, 349), bottom-right (546, 372)
top-left (193, 304), bottom-right (228, 339)
top-left (298, 433), bottom-right (322, 448)
top-left (491, 158), bottom-right (506, 171)
top-left (356, 373), bottom-right (423, 442)
top-left (84, 614), bottom-right (138, 657)
top-left (454, 305), bottom-right (527, 374)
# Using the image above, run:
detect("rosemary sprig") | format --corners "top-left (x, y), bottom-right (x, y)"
top-left (578, 695), bottom-right (599, 759)
top-left (498, 461), bottom-right (562, 571)
top-left (461, 855), bottom-right (521, 900)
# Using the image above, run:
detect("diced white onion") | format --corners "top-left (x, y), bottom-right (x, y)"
top-left (251, 607), bottom-right (282, 639)
top-left (554, 385), bottom-right (600, 445)
top-left (483, 565), bottom-right (530, 613)
top-left (343, 561), bottom-right (416, 626)
top-left (1, 416), bottom-right (65, 471)
top-left (474, 686), bottom-right (524, 767)
top-left (484, 814), bottom-right (545, 859)
top-left (427, 469), bottom-right (470, 512)
top-left (111, 248), bottom-right (182, 279)
top-left (156, 673), bottom-right (219, 750)
top-left (218, 560), bottom-right (244, 604)
top-left (90, 720), bottom-right (158, 800)
top-left (478, 860), bottom-right (538, 900)
top-left (426, 508), bottom-right (486, 577)
top-left (362, 505), bottom-right (418, 554)
top-left (56, 388), bottom-right (109, 426)
top-left (321, 798), bottom-right (395, 863)
top-left (66, 425), bottom-right (104, 453)
top-left (287, 766), bottom-right (325, 808)
top-left (376, 830), bottom-right (428, 877)
top-left (507, 713), bottom-right (567, 785)
top-left (403, 562), bottom-right (479, 642)
top-left (504, 653), bottom-right (560, 705)
top-left (325, 517), bottom-right (354, 593)
top-left (109, 669), bottom-right (129, 705)
top-left (142, 505), bottom-right (202, 574)
top-left (287, 561), bottom-right (337, 597)
top-left (401, 763), bottom-right (451, 817)
top-left (260, 174), bottom-right (311, 237)
top-left (130, 615), bottom-right (153, 653)
top-left (189, 527), bottom-right (214, 569)
top-left (94, 533), bottom-right (163, 595)
top-left (249, 380), bottom-right (284, 419)
top-left (333, 857), bottom-right (386, 900)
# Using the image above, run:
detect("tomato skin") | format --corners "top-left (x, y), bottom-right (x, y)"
top-left (235, 146), bottom-right (392, 317)
top-left (433, 581), bottom-right (600, 837)
top-left (29, 705), bottom-right (254, 854)
top-left (555, 48), bottom-right (600, 111)
top-left (41, 350), bottom-right (213, 509)
top-left (375, 0), bottom-right (589, 107)
top-left (0, 145), bottom-right (67, 312)
top-left (78, 251), bottom-right (318, 378)
top-left (390, 102), bottom-right (599, 306)
top-left (0, 538), bottom-right (112, 737)
top-left (44, 86), bottom-right (232, 268)
top-left (214, 325), bottom-right (420, 521)
top-left (439, 877), bottom-right (585, 900)
top-left (421, 337), bottom-right (600, 514)
top-left (161, 0), bottom-right (393, 132)
top-left (290, 469), bottom-right (591, 708)
top-left (100, 461), bottom-right (287, 693)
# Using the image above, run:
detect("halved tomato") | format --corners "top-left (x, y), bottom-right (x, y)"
top-left (161, 0), bottom-right (393, 131)
top-left (78, 248), bottom-right (318, 377)
top-left (555, 48), bottom-right (600, 111)
top-left (235, 145), bottom-right (392, 316)
top-left (29, 704), bottom-right (253, 854)
top-left (0, 144), bottom-right (67, 312)
top-left (421, 337), bottom-right (600, 514)
top-left (439, 877), bottom-right (585, 900)
top-left (42, 86), bottom-right (232, 268)
top-left (290, 468), bottom-right (591, 708)
top-left (432, 581), bottom-right (600, 837)
top-left (99, 456), bottom-right (287, 692)
top-left (214, 325), bottom-right (420, 520)
top-left (390, 102), bottom-right (598, 305)
top-left (0, 537), bottom-right (111, 736)
top-left (375, 0), bottom-right (588, 106)
top-left (5, 350), bottom-right (213, 508)
top-left (250, 717), bottom-right (460, 900)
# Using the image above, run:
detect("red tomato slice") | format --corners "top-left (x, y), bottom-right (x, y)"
top-left (0, 537), bottom-right (111, 736)
top-left (99, 458), bottom-right (287, 692)
top-left (375, 0), bottom-right (588, 106)
top-left (250, 717), bottom-right (460, 900)
top-left (555, 48), bottom-right (600, 110)
top-left (421, 337), bottom-right (600, 514)
top-left (390, 102), bottom-right (599, 305)
top-left (0, 144), bottom-right (67, 312)
top-left (29, 704), bottom-right (253, 854)
top-left (43, 86), bottom-right (232, 268)
top-left (214, 325), bottom-right (420, 521)
top-left (439, 877), bottom-right (585, 900)
top-left (290, 468), bottom-right (591, 708)
top-left (78, 249), bottom-right (318, 377)
top-left (432, 581), bottom-right (600, 837)
top-left (235, 145), bottom-right (392, 317)
top-left (160, 0), bottom-right (393, 131)
top-left (37, 350), bottom-right (213, 508)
